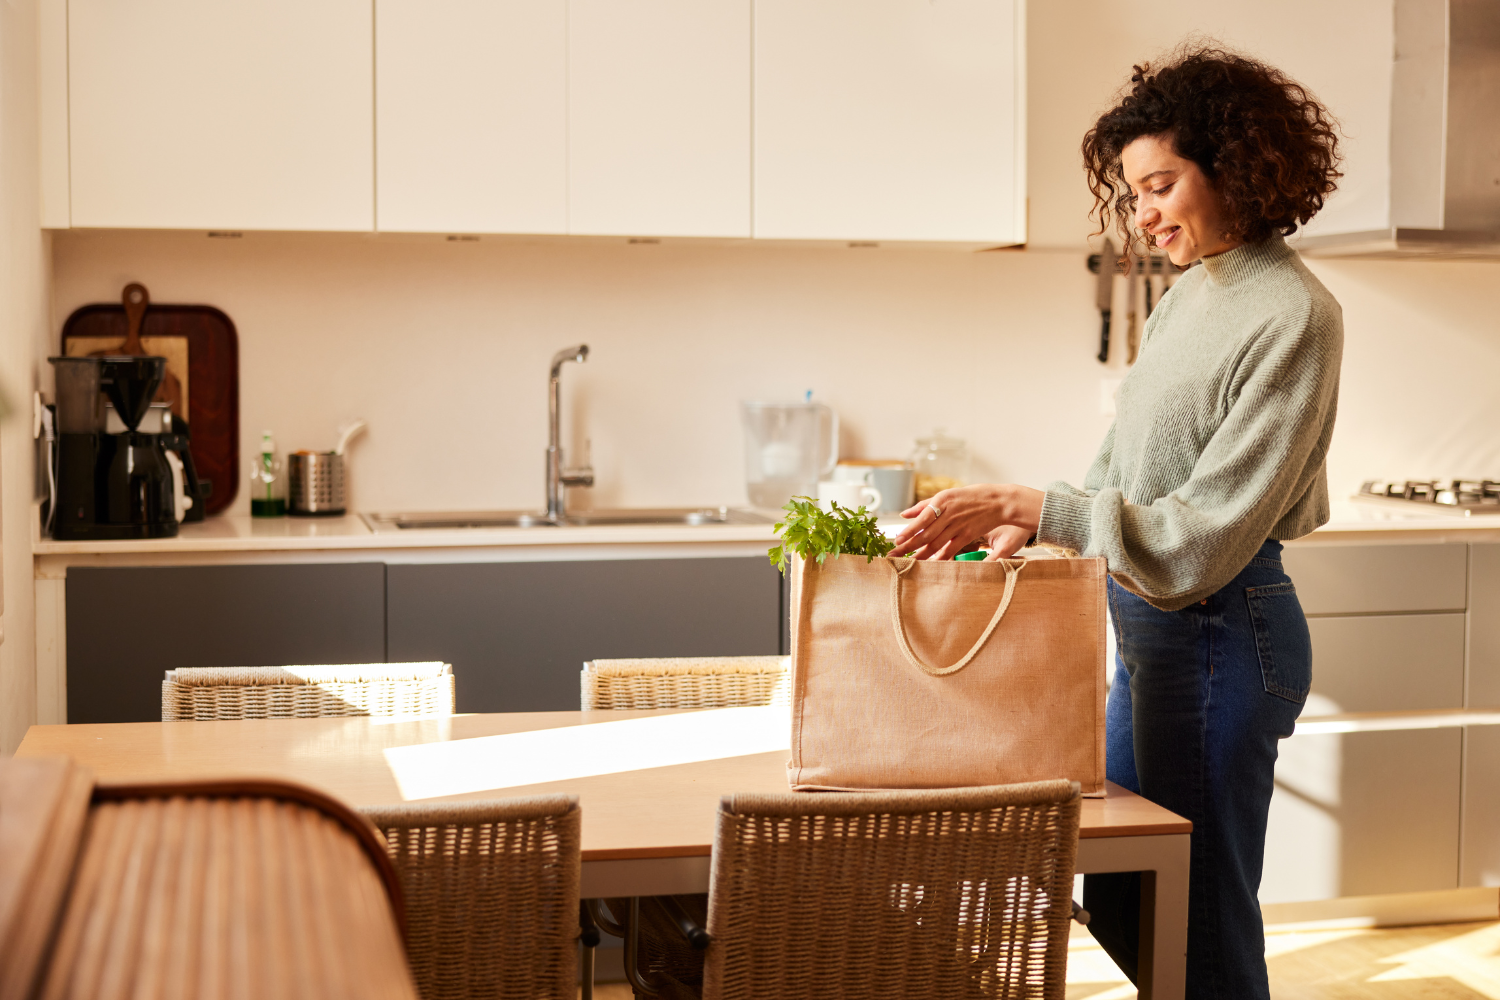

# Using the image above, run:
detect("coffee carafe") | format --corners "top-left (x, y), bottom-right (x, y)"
top-left (740, 400), bottom-right (839, 508)
top-left (48, 355), bottom-right (201, 540)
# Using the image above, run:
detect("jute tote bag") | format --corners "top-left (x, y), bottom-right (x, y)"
top-left (787, 553), bottom-right (1107, 794)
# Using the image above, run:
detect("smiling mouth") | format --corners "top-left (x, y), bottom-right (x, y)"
top-left (1156, 227), bottom-right (1181, 248)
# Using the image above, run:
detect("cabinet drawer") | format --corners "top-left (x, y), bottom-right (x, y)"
top-left (1261, 728), bottom-right (1460, 903)
top-left (1282, 543), bottom-right (1467, 615)
top-left (1307, 614), bottom-right (1466, 713)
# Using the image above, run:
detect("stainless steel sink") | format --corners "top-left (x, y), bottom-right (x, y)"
top-left (361, 507), bottom-right (774, 533)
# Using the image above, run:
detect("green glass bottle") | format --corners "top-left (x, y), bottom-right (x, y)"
top-left (250, 430), bottom-right (286, 517)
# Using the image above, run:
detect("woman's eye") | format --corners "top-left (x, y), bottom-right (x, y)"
top-left (1151, 184), bottom-right (1174, 196)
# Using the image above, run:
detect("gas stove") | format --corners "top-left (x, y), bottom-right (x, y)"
top-left (1355, 479), bottom-right (1500, 516)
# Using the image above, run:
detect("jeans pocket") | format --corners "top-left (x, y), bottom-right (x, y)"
top-left (1245, 582), bottom-right (1312, 703)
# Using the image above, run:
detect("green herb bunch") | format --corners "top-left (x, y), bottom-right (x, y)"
top-left (769, 496), bottom-right (895, 574)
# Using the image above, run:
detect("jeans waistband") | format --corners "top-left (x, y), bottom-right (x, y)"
top-left (1251, 538), bottom-right (1284, 565)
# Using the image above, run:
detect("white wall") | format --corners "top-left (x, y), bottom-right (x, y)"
top-left (2, 0), bottom-right (52, 754)
top-left (37, 2), bottom-right (1500, 523)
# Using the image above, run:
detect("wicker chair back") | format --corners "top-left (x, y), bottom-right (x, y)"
top-left (580, 656), bottom-right (790, 711)
top-left (161, 663), bottom-right (455, 720)
top-left (361, 797), bottom-right (581, 1000)
top-left (698, 780), bottom-right (1083, 1000)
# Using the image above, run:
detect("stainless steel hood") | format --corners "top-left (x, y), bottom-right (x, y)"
top-left (1300, 0), bottom-right (1500, 260)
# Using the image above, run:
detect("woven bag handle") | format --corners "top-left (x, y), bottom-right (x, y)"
top-left (888, 557), bottom-right (1026, 676)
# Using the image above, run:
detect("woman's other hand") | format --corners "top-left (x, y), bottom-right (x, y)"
top-left (888, 484), bottom-right (1045, 560)
top-left (984, 524), bottom-right (1035, 559)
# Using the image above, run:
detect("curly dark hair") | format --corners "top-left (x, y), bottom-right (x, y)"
top-left (1082, 45), bottom-right (1342, 252)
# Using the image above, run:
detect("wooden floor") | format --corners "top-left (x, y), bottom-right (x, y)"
top-left (584, 920), bottom-right (1500, 999)
top-left (1069, 920), bottom-right (1500, 999)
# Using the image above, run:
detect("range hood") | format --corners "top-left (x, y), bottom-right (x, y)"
top-left (1299, 0), bottom-right (1500, 259)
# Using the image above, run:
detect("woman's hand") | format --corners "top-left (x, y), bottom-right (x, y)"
top-left (888, 484), bottom-right (1045, 560)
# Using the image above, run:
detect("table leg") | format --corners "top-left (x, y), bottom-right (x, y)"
top-left (1075, 834), bottom-right (1190, 1000)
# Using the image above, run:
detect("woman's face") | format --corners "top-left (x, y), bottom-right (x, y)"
top-left (1121, 133), bottom-right (1240, 266)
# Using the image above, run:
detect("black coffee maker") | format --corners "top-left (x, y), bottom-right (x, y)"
top-left (47, 356), bottom-right (203, 540)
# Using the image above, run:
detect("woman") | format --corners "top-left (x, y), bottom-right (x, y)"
top-left (889, 47), bottom-right (1343, 998)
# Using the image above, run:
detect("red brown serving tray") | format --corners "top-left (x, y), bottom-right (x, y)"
top-left (61, 298), bottom-right (239, 515)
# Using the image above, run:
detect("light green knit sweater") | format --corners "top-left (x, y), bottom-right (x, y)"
top-left (1038, 236), bottom-right (1342, 611)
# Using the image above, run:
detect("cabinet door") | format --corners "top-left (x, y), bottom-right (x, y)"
top-left (753, 0), bottom-right (1024, 243)
top-left (375, 0), bottom-right (567, 234)
top-left (568, 0), bottom-right (751, 237)
top-left (68, 0), bottom-right (374, 231)
top-left (1306, 614), bottom-right (1466, 713)
top-left (1462, 725), bottom-right (1500, 887)
top-left (65, 565), bottom-right (388, 724)
top-left (1261, 728), bottom-right (1461, 903)
top-left (387, 557), bottom-right (781, 713)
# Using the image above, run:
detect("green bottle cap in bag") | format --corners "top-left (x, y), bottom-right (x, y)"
top-left (955, 550), bottom-right (987, 561)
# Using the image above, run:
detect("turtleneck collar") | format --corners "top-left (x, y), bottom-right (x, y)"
top-left (1199, 236), bottom-right (1295, 288)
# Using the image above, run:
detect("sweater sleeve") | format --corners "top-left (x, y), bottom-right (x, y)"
top-left (1036, 312), bottom-right (1340, 610)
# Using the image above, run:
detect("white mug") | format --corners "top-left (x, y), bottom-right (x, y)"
top-left (817, 480), bottom-right (882, 512)
top-left (833, 463), bottom-right (875, 485)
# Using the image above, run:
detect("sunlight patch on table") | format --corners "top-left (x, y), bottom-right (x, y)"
top-left (384, 707), bottom-right (791, 801)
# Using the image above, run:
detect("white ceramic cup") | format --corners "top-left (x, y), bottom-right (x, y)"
top-left (833, 463), bottom-right (875, 485)
top-left (817, 479), bottom-right (882, 511)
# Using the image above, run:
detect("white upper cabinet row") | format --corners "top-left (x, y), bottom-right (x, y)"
top-left (44, 0), bottom-right (1025, 244)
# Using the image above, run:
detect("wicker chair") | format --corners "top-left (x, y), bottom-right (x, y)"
top-left (361, 796), bottom-right (582, 1000)
top-left (162, 662), bottom-right (455, 720)
top-left (614, 779), bottom-right (1082, 1000)
top-left (580, 656), bottom-right (790, 711)
top-left (34, 776), bottom-right (418, 1000)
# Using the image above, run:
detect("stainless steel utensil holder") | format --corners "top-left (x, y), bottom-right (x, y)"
top-left (287, 452), bottom-right (345, 516)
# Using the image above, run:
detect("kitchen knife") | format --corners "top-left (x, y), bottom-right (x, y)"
top-left (1096, 238), bottom-right (1116, 363)
top-left (1144, 252), bottom-right (1156, 316)
top-left (1125, 248), bottom-right (1140, 365)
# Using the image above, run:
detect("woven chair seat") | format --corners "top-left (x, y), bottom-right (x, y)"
top-left (581, 656), bottom-right (790, 711)
top-left (162, 662), bottom-right (455, 720)
top-left (362, 796), bottom-right (581, 1000)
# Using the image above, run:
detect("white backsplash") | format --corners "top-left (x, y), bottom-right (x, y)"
top-left (48, 231), bottom-right (1500, 516)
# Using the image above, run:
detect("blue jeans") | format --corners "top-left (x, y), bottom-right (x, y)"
top-left (1083, 539), bottom-right (1310, 999)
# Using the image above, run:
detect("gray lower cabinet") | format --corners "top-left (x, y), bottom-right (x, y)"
top-left (1464, 725), bottom-right (1500, 888)
top-left (1469, 543), bottom-right (1500, 708)
top-left (1282, 542), bottom-right (1468, 615)
top-left (66, 563), bottom-right (388, 724)
top-left (1262, 728), bottom-right (1462, 902)
top-left (386, 557), bottom-right (783, 713)
top-left (1263, 540), bottom-right (1472, 905)
top-left (1305, 613), bottom-right (1466, 713)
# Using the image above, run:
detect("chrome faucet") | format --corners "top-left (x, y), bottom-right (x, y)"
top-left (546, 344), bottom-right (594, 520)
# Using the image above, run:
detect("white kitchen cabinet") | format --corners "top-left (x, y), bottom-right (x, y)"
top-left (568, 0), bottom-right (751, 237)
top-left (753, 0), bottom-right (1025, 244)
top-left (68, 0), bottom-right (374, 231)
top-left (375, 0), bottom-right (567, 234)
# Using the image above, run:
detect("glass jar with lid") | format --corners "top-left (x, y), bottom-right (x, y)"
top-left (910, 429), bottom-right (969, 502)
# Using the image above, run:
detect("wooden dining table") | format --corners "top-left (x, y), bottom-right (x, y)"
top-left (18, 708), bottom-right (1191, 1000)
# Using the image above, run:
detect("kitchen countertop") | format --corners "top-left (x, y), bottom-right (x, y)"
top-left (31, 498), bottom-right (1500, 558)
top-left (32, 506), bottom-right (782, 555)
